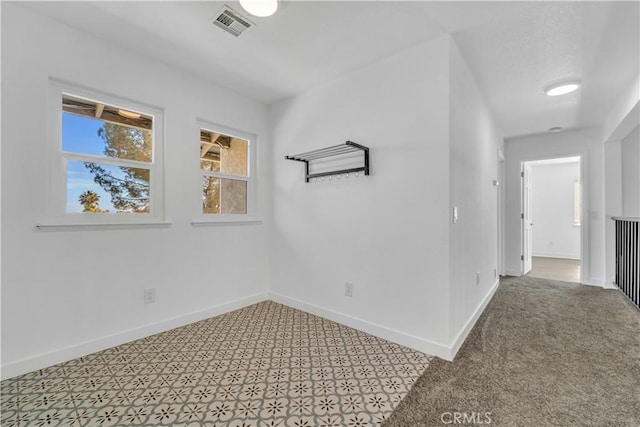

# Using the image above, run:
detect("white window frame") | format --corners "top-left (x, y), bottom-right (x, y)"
top-left (41, 79), bottom-right (167, 228)
top-left (573, 179), bottom-right (582, 226)
top-left (192, 119), bottom-right (260, 225)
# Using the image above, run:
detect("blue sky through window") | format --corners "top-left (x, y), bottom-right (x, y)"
top-left (63, 113), bottom-right (116, 212)
top-left (62, 113), bottom-right (105, 155)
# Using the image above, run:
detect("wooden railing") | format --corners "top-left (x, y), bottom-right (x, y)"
top-left (613, 217), bottom-right (640, 309)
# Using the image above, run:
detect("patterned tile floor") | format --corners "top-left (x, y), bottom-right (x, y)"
top-left (1, 301), bottom-right (431, 426)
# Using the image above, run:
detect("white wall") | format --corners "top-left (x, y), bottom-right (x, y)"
top-left (505, 129), bottom-right (605, 285)
top-left (1, 3), bottom-right (271, 377)
top-left (269, 37), bottom-right (452, 356)
top-left (3, 5), bottom-right (506, 371)
top-left (602, 70), bottom-right (638, 286)
top-left (269, 36), bottom-right (502, 359)
top-left (448, 40), bottom-right (503, 346)
top-left (530, 161), bottom-right (581, 259)
top-left (621, 126), bottom-right (640, 217)
top-left (604, 141), bottom-right (622, 285)
top-left (603, 75), bottom-right (639, 144)
top-left (604, 125), bottom-right (640, 286)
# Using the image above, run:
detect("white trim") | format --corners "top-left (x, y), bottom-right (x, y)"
top-left (579, 153), bottom-right (588, 286)
top-left (191, 216), bottom-right (263, 226)
top-left (3, 285), bottom-right (504, 380)
top-left (448, 278), bottom-right (500, 359)
top-left (582, 278), bottom-right (605, 287)
top-left (498, 151), bottom-right (506, 276)
top-left (1, 292), bottom-right (267, 380)
top-left (268, 292), bottom-right (452, 360)
top-left (574, 179), bottom-right (582, 225)
top-left (505, 269), bottom-right (522, 277)
top-left (63, 152), bottom-right (153, 169)
top-left (519, 153), bottom-right (588, 285)
top-left (603, 281), bottom-right (618, 290)
top-left (196, 118), bottom-right (258, 217)
top-left (531, 252), bottom-right (581, 260)
top-left (47, 78), bottom-right (166, 223)
top-left (35, 220), bottom-right (172, 231)
top-left (612, 216), bottom-right (640, 222)
top-left (202, 171), bottom-right (250, 182)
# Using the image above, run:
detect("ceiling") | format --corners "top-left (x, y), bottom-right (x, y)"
top-left (20, 1), bottom-right (639, 138)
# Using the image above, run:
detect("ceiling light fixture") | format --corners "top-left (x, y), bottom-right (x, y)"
top-left (239, 0), bottom-right (278, 17)
top-left (549, 126), bottom-right (563, 133)
top-left (544, 80), bottom-right (581, 96)
top-left (118, 109), bottom-right (141, 119)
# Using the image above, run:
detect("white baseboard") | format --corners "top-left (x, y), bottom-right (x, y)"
top-left (268, 292), bottom-right (452, 360)
top-left (3, 286), bottom-right (503, 379)
top-left (582, 278), bottom-right (605, 288)
top-left (602, 281), bottom-right (618, 290)
top-left (1, 292), bottom-right (268, 380)
top-left (505, 269), bottom-right (522, 276)
top-left (532, 252), bottom-right (580, 260)
top-left (447, 278), bottom-right (500, 360)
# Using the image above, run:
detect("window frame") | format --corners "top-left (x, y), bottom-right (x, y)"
top-left (193, 119), bottom-right (260, 224)
top-left (573, 179), bottom-right (582, 226)
top-left (43, 79), bottom-right (166, 227)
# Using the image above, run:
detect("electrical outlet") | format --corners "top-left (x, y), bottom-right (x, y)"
top-left (344, 282), bottom-right (353, 297)
top-left (476, 272), bottom-right (480, 285)
top-left (144, 288), bottom-right (156, 304)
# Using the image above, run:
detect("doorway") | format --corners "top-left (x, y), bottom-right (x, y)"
top-left (521, 156), bottom-right (582, 283)
top-left (498, 150), bottom-right (505, 276)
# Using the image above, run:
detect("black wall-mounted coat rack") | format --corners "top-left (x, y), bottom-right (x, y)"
top-left (285, 141), bottom-right (370, 183)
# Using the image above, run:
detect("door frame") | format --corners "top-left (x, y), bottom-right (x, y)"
top-left (498, 149), bottom-right (505, 276)
top-left (520, 154), bottom-right (586, 284)
top-left (521, 162), bottom-right (533, 274)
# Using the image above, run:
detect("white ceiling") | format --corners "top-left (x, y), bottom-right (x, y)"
top-left (20, 1), bottom-right (639, 138)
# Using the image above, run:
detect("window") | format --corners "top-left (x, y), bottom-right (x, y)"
top-left (199, 127), bottom-right (249, 215)
top-left (47, 80), bottom-right (164, 225)
top-left (574, 179), bottom-right (582, 226)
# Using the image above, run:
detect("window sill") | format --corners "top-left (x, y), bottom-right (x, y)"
top-left (36, 220), bottom-right (172, 231)
top-left (573, 222), bottom-right (581, 227)
top-left (191, 216), bottom-right (263, 226)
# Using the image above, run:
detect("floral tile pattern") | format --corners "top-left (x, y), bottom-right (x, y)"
top-left (0, 301), bottom-right (431, 426)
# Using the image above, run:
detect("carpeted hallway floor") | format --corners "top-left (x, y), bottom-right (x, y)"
top-left (385, 276), bottom-right (640, 426)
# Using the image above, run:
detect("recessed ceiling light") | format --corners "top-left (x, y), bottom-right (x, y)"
top-left (549, 126), bottom-right (563, 133)
top-left (544, 81), bottom-right (581, 96)
top-left (239, 0), bottom-right (278, 17)
top-left (118, 109), bottom-right (141, 119)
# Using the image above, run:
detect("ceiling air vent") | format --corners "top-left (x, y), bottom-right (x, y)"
top-left (212, 6), bottom-right (253, 37)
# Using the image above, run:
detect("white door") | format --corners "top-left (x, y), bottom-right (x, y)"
top-left (523, 163), bottom-right (533, 274)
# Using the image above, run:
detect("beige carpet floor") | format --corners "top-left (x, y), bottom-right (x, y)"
top-left (384, 276), bottom-right (640, 426)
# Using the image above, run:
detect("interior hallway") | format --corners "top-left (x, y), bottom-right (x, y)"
top-left (385, 275), bottom-right (639, 426)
